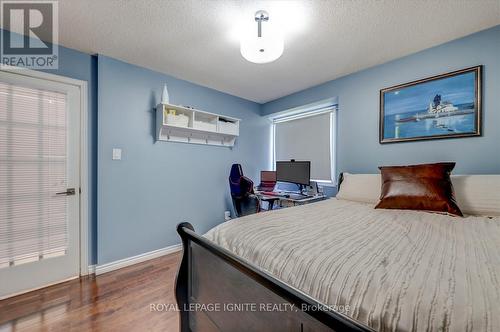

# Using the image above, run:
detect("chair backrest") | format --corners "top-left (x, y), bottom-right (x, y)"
top-left (229, 164), bottom-right (243, 182)
top-left (229, 164), bottom-right (254, 198)
top-left (229, 164), bottom-right (259, 217)
top-left (229, 164), bottom-right (243, 196)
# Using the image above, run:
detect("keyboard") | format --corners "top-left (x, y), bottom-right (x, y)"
top-left (261, 192), bottom-right (313, 200)
top-left (261, 191), bottom-right (283, 196)
top-left (287, 194), bottom-right (312, 200)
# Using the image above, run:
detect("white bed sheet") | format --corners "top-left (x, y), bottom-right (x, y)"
top-left (205, 199), bottom-right (500, 332)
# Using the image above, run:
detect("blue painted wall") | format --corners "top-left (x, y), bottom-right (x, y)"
top-left (97, 55), bottom-right (268, 264)
top-left (262, 25), bottom-right (500, 176)
top-left (4, 24), bottom-right (499, 266)
top-left (2, 28), bottom-right (269, 265)
top-left (2, 28), bottom-right (268, 265)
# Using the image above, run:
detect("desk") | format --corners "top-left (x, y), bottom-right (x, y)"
top-left (255, 191), bottom-right (327, 210)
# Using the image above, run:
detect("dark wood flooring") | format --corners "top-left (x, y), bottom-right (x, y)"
top-left (0, 252), bottom-right (181, 331)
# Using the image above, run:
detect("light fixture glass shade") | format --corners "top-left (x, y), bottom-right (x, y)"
top-left (240, 34), bottom-right (284, 64)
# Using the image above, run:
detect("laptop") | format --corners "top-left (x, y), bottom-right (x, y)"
top-left (258, 171), bottom-right (277, 192)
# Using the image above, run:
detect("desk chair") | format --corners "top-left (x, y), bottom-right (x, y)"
top-left (229, 164), bottom-right (260, 217)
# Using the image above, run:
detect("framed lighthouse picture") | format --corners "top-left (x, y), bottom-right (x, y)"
top-left (379, 66), bottom-right (482, 144)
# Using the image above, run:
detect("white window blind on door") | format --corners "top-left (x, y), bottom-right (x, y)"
top-left (0, 82), bottom-right (68, 268)
top-left (274, 110), bottom-right (334, 182)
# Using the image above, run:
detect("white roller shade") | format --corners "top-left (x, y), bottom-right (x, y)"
top-left (274, 110), bottom-right (334, 182)
top-left (0, 82), bottom-right (68, 268)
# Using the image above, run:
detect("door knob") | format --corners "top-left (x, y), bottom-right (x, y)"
top-left (56, 188), bottom-right (76, 196)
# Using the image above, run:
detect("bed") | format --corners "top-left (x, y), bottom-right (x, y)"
top-left (175, 173), bottom-right (500, 332)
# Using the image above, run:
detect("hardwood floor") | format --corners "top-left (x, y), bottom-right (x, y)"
top-left (0, 252), bottom-right (181, 332)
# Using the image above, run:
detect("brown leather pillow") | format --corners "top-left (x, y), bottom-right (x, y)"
top-left (375, 162), bottom-right (463, 217)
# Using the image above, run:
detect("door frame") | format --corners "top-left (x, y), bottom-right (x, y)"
top-left (0, 65), bottom-right (90, 276)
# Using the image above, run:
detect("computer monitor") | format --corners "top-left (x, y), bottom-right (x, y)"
top-left (276, 161), bottom-right (310, 186)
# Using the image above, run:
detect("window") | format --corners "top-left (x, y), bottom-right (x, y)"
top-left (0, 81), bottom-right (68, 268)
top-left (272, 106), bottom-right (336, 183)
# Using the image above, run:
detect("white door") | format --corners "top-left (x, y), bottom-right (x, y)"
top-left (0, 70), bottom-right (81, 299)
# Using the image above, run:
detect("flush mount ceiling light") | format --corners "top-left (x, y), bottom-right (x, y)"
top-left (240, 10), bottom-right (284, 64)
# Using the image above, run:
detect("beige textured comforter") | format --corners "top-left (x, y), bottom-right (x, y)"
top-left (205, 199), bottom-right (500, 332)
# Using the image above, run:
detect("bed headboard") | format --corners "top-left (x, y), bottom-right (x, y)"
top-left (336, 172), bottom-right (500, 216)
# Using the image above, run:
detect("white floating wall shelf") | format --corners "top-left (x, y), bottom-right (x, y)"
top-left (156, 103), bottom-right (240, 147)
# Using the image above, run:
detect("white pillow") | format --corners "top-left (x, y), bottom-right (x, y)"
top-left (336, 173), bottom-right (381, 205)
top-left (452, 175), bottom-right (500, 216)
top-left (337, 173), bottom-right (500, 216)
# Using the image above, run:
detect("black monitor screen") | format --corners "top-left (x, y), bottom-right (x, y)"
top-left (276, 161), bottom-right (310, 186)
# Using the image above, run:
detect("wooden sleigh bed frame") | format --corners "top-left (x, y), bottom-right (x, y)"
top-left (175, 174), bottom-right (374, 331)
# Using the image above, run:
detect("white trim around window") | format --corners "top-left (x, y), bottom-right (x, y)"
top-left (271, 103), bottom-right (337, 185)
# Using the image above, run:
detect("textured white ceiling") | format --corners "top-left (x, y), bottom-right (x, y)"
top-left (48, 1), bottom-right (500, 102)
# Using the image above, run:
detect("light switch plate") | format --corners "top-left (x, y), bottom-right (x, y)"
top-left (112, 148), bottom-right (122, 160)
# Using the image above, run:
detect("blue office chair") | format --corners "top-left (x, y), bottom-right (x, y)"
top-left (229, 164), bottom-right (260, 217)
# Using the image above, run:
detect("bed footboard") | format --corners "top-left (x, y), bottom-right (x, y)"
top-left (175, 222), bottom-right (373, 332)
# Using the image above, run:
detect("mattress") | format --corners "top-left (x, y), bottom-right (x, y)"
top-left (204, 199), bottom-right (500, 332)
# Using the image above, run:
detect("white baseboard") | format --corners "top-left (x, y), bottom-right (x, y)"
top-left (95, 244), bottom-right (182, 276)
